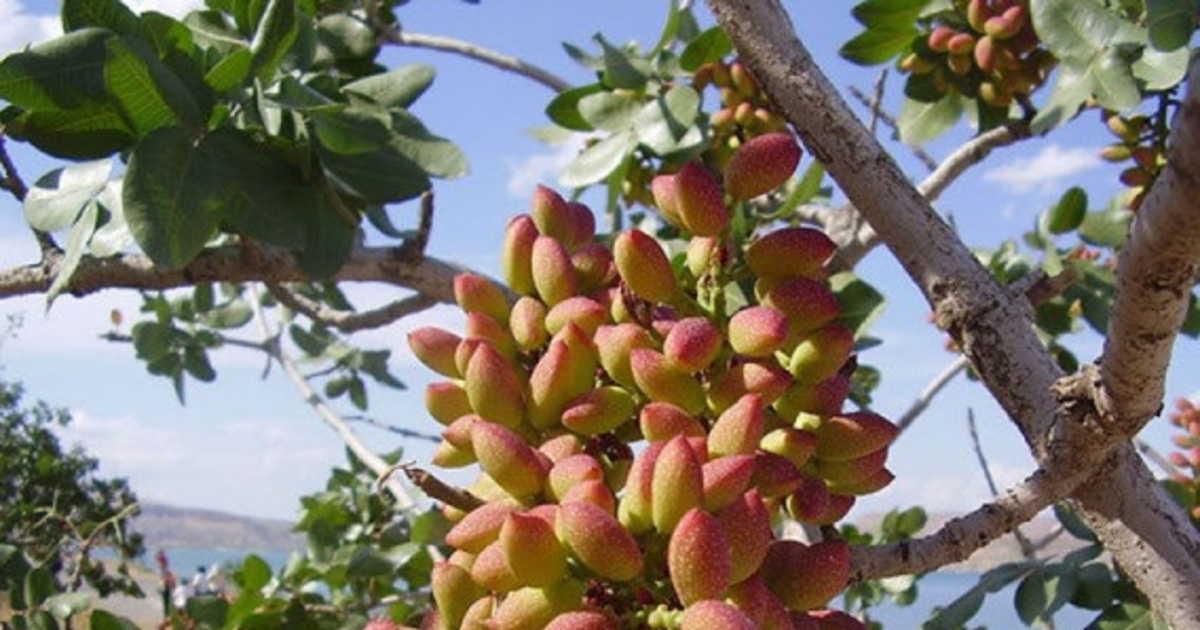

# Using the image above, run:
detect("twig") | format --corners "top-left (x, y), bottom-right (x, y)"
top-left (0, 131), bottom-right (28, 201)
top-left (400, 463), bottom-right (484, 513)
top-left (895, 356), bottom-right (969, 434)
top-left (381, 29), bottom-right (571, 94)
top-left (867, 69), bottom-right (887, 136)
top-left (347, 415), bottom-right (440, 443)
top-left (847, 84), bottom-right (938, 172)
top-left (967, 409), bottom-right (1042, 559)
top-left (267, 284), bottom-right (437, 333)
top-left (246, 285), bottom-right (419, 510)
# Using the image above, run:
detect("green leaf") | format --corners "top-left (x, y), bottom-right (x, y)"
top-left (346, 545), bottom-right (394, 578)
top-left (204, 48), bottom-right (252, 93)
top-left (829, 271), bottom-right (886, 340)
top-left (312, 105), bottom-right (391, 155)
top-left (104, 36), bottom-right (204, 135)
top-left (840, 27), bottom-right (918, 66)
top-left (1088, 49), bottom-right (1141, 111)
top-left (560, 130), bottom-right (634, 188)
top-left (388, 110), bottom-right (469, 179)
top-left (44, 592), bottom-right (91, 620)
top-left (183, 344), bottom-right (216, 382)
top-left (1078, 205), bottom-right (1133, 248)
top-left (1032, 63), bottom-right (1093, 133)
top-left (297, 186), bottom-right (356, 277)
top-left (1031, 0), bottom-right (1143, 63)
top-left (0, 28), bottom-right (113, 110)
top-left (1044, 186), bottom-right (1087, 234)
top-left (24, 160), bottom-right (112, 232)
top-left (238, 555), bottom-right (272, 591)
top-left (679, 26), bottom-right (732, 72)
top-left (545, 84), bottom-right (605, 131)
top-left (1132, 45), bottom-right (1190, 91)
top-left (578, 91), bottom-right (642, 133)
top-left (124, 125), bottom-right (232, 267)
top-left (851, 0), bottom-right (932, 27)
top-left (186, 596), bottom-right (229, 627)
top-left (88, 610), bottom-right (141, 630)
top-left (290, 325), bottom-right (332, 357)
top-left (199, 302), bottom-right (253, 329)
top-left (1145, 0), bottom-right (1195, 51)
top-left (132, 321), bottom-right (180, 362)
top-left (265, 75), bottom-right (341, 112)
top-left (1054, 503), bottom-right (1099, 542)
top-left (319, 140), bottom-right (432, 204)
top-left (922, 562), bottom-right (1033, 630)
top-left (62, 0), bottom-right (144, 38)
top-left (344, 64), bottom-right (435, 109)
top-left (314, 14), bottom-right (378, 63)
top-left (898, 94), bottom-right (963, 145)
top-left (184, 11), bottom-right (248, 56)
top-left (4, 104), bottom-right (134, 159)
top-left (596, 34), bottom-right (648, 91)
top-left (24, 566), bottom-right (54, 608)
top-left (348, 375), bottom-right (367, 409)
top-left (1015, 566), bottom-right (1077, 625)
top-left (48, 200), bottom-right (100, 303)
top-left (1091, 602), bottom-right (1165, 629)
top-left (633, 84), bottom-right (703, 156)
top-left (249, 0), bottom-right (298, 81)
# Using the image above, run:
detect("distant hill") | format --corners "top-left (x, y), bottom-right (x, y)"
top-left (132, 502), bottom-right (304, 552)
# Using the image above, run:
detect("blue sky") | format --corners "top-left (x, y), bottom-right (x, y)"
top-left (0, 0), bottom-right (1188, 521)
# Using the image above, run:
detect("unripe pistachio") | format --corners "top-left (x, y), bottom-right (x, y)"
top-left (814, 411), bottom-right (898, 461)
top-left (472, 421), bottom-right (549, 499)
top-left (441, 414), bottom-right (481, 454)
top-left (425, 381), bottom-right (472, 426)
top-left (974, 35), bottom-right (998, 73)
top-left (729, 306), bottom-right (789, 357)
top-left (761, 277), bottom-right (840, 337)
top-left (709, 394), bottom-right (766, 457)
top-left (724, 132), bottom-right (802, 201)
top-left (716, 490), bottom-right (773, 584)
top-left (464, 343), bottom-right (525, 428)
top-left (617, 440), bottom-right (665, 534)
top-left (651, 173), bottom-right (685, 228)
top-left (685, 235), bottom-right (722, 278)
top-left (545, 610), bottom-right (620, 630)
top-left (465, 311), bottom-right (517, 361)
top-left (751, 451), bottom-right (804, 499)
top-left (947, 32), bottom-right (975, 55)
top-left (532, 236), bottom-right (579, 307)
top-left (500, 512), bottom-right (568, 587)
top-left (640, 402), bottom-right (706, 442)
top-left (566, 201), bottom-right (596, 247)
top-left (729, 60), bottom-right (758, 97)
top-left (967, 0), bottom-right (993, 33)
top-left (708, 362), bottom-right (793, 413)
top-left (652, 435), bottom-right (705, 533)
top-left (760, 427), bottom-right (818, 468)
top-left (545, 296), bottom-right (609, 338)
top-left (676, 162), bottom-right (730, 236)
top-left (614, 229), bottom-right (677, 303)
top-left (774, 373), bottom-right (850, 420)
top-left (461, 595), bottom-right (495, 629)
top-left (408, 327), bottom-right (463, 379)
top-left (454, 273), bottom-right (510, 324)
top-left (432, 561), bottom-right (486, 629)
top-left (560, 479), bottom-right (616, 513)
top-left (826, 467), bottom-right (895, 496)
top-left (446, 501), bottom-right (521, 553)
top-left (503, 215), bottom-right (539, 296)
top-left (702, 454), bottom-right (757, 512)
top-left (728, 574), bottom-right (794, 630)
top-left (571, 242), bottom-right (616, 293)
top-left (784, 473), bottom-right (831, 523)
top-left (432, 440), bottom-right (476, 468)
top-left (760, 540), bottom-right (851, 611)
top-left (630, 348), bottom-right (707, 415)
top-left (812, 448), bottom-right (889, 485)
top-left (927, 26), bottom-right (956, 53)
top-left (680, 600), bottom-right (757, 630)
top-left (509, 296), bottom-right (549, 353)
top-left (529, 339), bottom-right (597, 429)
top-left (669, 508), bottom-right (731, 606)
top-left (556, 501), bottom-right (643, 581)
top-left (745, 227), bottom-right (836, 280)
top-left (788, 325), bottom-right (854, 384)
top-left (594, 324), bottom-right (656, 389)
top-left (561, 386), bottom-right (636, 436)
top-left (805, 609), bottom-right (870, 630)
top-left (531, 185), bottom-right (576, 246)
top-left (985, 5), bottom-right (1026, 40)
top-left (471, 540), bottom-right (523, 593)
top-left (663, 316), bottom-right (723, 373)
top-left (809, 492), bottom-right (856, 526)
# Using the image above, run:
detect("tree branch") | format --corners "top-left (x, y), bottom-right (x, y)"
top-left (708, 2), bottom-right (1200, 621)
top-left (267, 283), bottom-right (438, 333)
top-left (895, 355), bottom-right (968, 434)
top-left (847, 83), bottom-right (938, 172)
top-left (0, 243), bottom-right (468, 306)
top-left (382, 30), bottom-right (571, 94)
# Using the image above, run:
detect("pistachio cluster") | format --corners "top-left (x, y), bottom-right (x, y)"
top-left (408, 133), bottom-right (895, 629)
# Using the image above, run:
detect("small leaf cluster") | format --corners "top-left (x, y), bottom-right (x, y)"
top-left (4, 0), bottom-right (466, 281)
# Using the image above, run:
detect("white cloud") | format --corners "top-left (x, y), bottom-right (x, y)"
top-left (62, 410), bottom-right (344, 519)
top-left (0, 1), bottom-right (59, 50)
top-left (983, 144), bottom-right (1102, 194)
top-left (506, 135), bottom-right (588, 197)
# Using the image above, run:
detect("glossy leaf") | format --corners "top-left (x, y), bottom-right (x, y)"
top-left (104, 36), bottom-right (204, 134)
top-left (1145, 0), bottom-right (1194, 51)
top-left (204, 48), bottom-right (253, 94)
top-left (1132, 45), bottom-right (1190, 91)
top-left (388, 109), bottom-right (469, 179)
top-left (344, 64), bottom-right (435, 109)
top-left (560, 130), bottom-right (634, 187)
top-left (898, 94), bottom-right (963, 145)
top-left (23, 160), bottom-right (112, 232)
top-left (47, 200), bottom-right (99, 303)
top-left (1044, 186), bottom-right (1087, 234)
top-left (44, 592), bottom-right (90, 619)
top-left (249, 0), bottom-right (298, 81)
top-left (319, 140), bottom-right (432, 203)
top-left (315, 14), bottom-right (378, 63)
top-left (545, 84), bottom-right (605, 131)
top-left (578, 91), bottom-right (642, 132)
top-left (851, 0), bottom-right (932, 28)
top-left (1032, 0), bottom-right (1142, 63)
top-left (679, 26), bottom-right (732, 71)
top-left (62, 0), bottom-right (144, 38)
top-left (633, 84), bottom-right (703, 156)
top-left (88, 610), bottom-right (141, 630)
top-left (840, 27), bottom-right (918, 66)
top-left (312, 105), bottom-right (391, 154)
top-left (596, 34), bottom-right (647, 90)
top-left (829, 271), bottom-right (885, 340)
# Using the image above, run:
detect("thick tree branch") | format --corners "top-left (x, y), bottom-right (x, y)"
top-left (0, 244), bottom-right (467, 305)
top-left (382, 30), bottom-right (571, 94)
top-left (1100, 60), bottom-right (1200, 428)
top-left (708, 2), bottom-right (1200, 622)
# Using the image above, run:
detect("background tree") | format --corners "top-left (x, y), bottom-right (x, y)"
top-left (0, 0), bottom-right (1198, 628)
